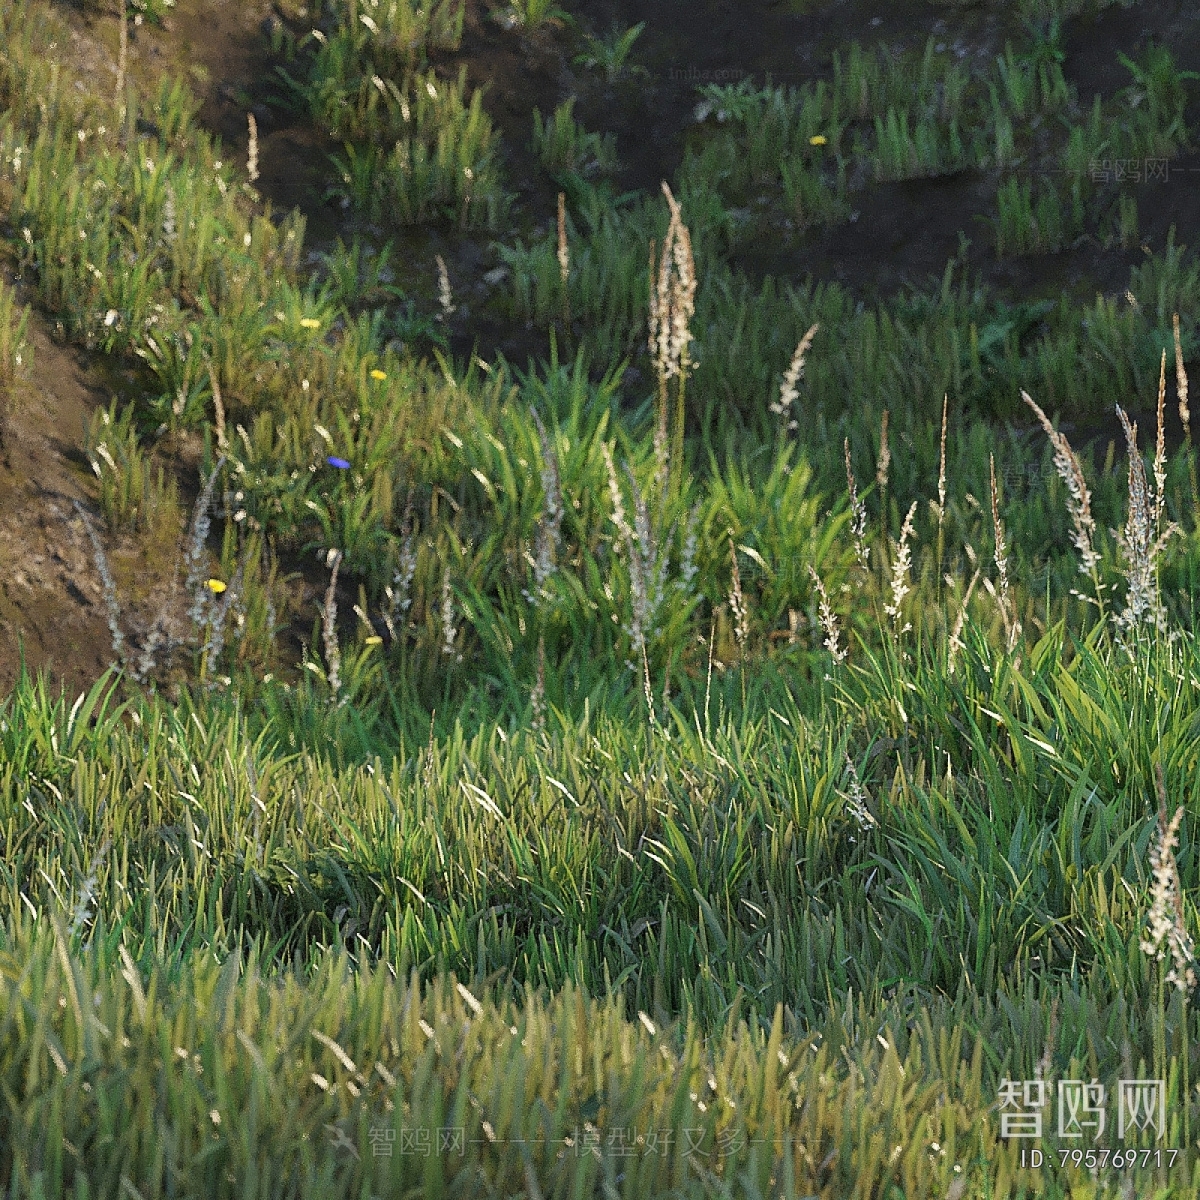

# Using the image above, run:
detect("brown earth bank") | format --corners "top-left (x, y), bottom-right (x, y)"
top-left (1, 0), bottom-right (1198, 706)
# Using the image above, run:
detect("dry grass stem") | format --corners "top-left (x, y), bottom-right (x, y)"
top-left (770, 323), bottom-right (818, 435)
top-left (73, 500), bottom-right (126, 667)
top-left (440, 565), bottom-right (461, 661)
top-left (207, 361), bottom-right (227, 451)
top-left (988, 454), bottom-right (1021, 653)
top-left (1173, 313), bottom-right (1198, 519)
top-left (246, 113), bottom-right (259, 184)
top-left (937, 394), bottom-right (947, 526)
top-left (883, 500), bottom-right (917, 634)
top-left (844, 438), bottom-right (869, 571)
top-left (1141, 762), bottom-right (1196, 992)
top-left (184, 456), bottom-right (226, 628)
top-left (556, 190), bottom-right (570, 327)
top-left (435, 254), bottom-right (455, 320)
top-left (875, 409), bottom-right (890, 492)
top-left (729, 533), bottom-right (749, 650)
top-left (1153, 349), bottom-right (1167, 532)
top-left (808, 565), bottom-right (845, 663)
top-left (840, 754), bottom-right (876, 832)
top-left (1115, 405), bottom-right (1176, 636)
top-left (530, 633), bottom-right (546, 736)
top-left (322, 549), bottom-right (343, 697)
top-left (1022, 391), bottom-right (1099, 579)
top-left (647, 182), bottom-right (696, 494)
top-left (641, 642), bottom-right (656, 727)
top-left (947, 566), bottom-right (981, 673)
top-left (116, 0), bottom-right (127, 122)
top-left (382, 497), bottom-right (416, 641)
top-left (529, 406), bottom-right (562, 594)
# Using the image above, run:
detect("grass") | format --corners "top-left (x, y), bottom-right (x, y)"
top-left (0, 277), bottom-right (30, 450)
top-left (3, 0), bottom-right (1200, 1192)
top-left (532, 98), bottom-right (619, 179)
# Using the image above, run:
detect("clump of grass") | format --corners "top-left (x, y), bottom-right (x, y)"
top-left (573, 21), bottom-right (645, 84)
top-left (85, 400), bottom-right (181, 536)
top-left (532, 98), bottom-right (618, 177)
top-left (872, 106), bottom-right (966, 181)
top-left (316, 57), bottom-right (507, 228)
top-left (994, 177), bottom-right (1077, 256)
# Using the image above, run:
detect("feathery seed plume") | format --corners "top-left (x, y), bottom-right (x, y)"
top-left (246, 112), bottom-right (259, 184)
top-left (771, 323), bottom-right (819, 434)
top-left (1141, 762), bottom-right (1196, 992)
top-left (844, 438), bottom-right (869, 570)
top-left (884, 501), bottom-right (917, 633)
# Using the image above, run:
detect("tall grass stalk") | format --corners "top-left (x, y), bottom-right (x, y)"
top-left (73, 500), bottom-right (127, 667)
top-left (844, 437), bottom-right (868, 571)
top-left (1174, 313), bottom-right (1198, 523)
top-left (323, 549), bottom-right (344, 698)
top-left (936, 393), bottom-right (947, 598)
top-left (0, 281), bottom-right (31, 452)
top-left (1114, 406), bottom-right (1175, 639)
top-left (769, 322), bottom-right (818, 443)
top-left (1022, 389), bottom-right (1105, 623)
top-left (647, 183), bottom-right (696, 502)
top-left (556, 189), bottom-right (570, 331)
top-left (987, 453), bottom-right (1020, 654)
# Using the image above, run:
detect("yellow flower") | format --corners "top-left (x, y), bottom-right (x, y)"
top-left (809, 135), bottom-right (827, 146)
top-left (207, 579), bottom-right (227, 593)
top-left (370, 369), bottom-right (387, 380)
top-left (299, 317), bottom-right (321, 329)
top-left (365, 635), bottom-right (383, 646)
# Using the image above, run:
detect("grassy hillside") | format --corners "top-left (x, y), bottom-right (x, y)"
top-left (2, 0), bottom-right (1200, 1194)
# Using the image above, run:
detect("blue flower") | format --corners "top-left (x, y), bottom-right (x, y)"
top-left (326, 456), bottom-right (351, 469)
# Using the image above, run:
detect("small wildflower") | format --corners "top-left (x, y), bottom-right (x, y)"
top-left (299, 317), bottom-right (321, 329)
top-left (370, 369), bottom-right (387, 380)
top-left (809, 135), bottom-right (827, 145)
top-left (326, 456), bottom-right (351, 469)
top-left (206, 579), bottom-right (226, 594)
